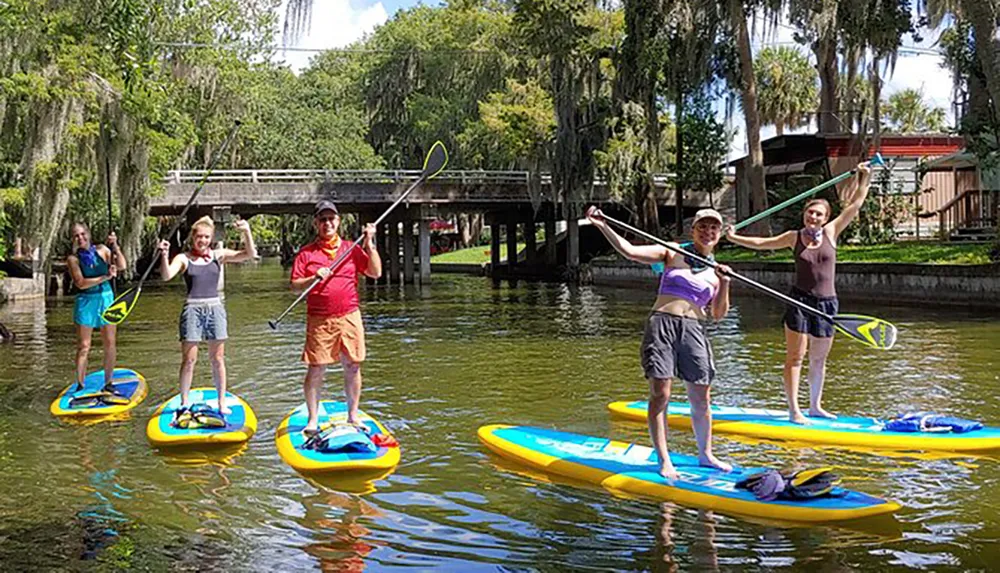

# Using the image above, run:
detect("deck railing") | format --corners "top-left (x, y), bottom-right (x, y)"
top-left (936, 188), bottom-right (1000, 239)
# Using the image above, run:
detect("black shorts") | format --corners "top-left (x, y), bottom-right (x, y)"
top-left (640, 312), bottom-right (715, 385)
top-left (783, 288), bottom-right (839, 338)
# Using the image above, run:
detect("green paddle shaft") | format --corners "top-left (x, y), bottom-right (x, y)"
top-left (599, 214), bottom-right (835, 323)
top-left (732, 153), bottom-right (885, 232)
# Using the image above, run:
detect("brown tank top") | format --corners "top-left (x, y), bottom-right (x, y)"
top-left (793, 229), bottom-right (836, 298)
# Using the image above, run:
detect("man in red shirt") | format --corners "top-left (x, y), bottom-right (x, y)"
top-left (290, 200), bottom-right (382, 434)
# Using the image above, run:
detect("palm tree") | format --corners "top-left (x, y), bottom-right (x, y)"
top-left (882, 88), bottom-right (947, 133)
top-left (754, 46), bottom-right (818, 135)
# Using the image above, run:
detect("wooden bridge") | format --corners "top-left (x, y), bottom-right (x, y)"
top-left (152, 169), bottom-right (726, 283)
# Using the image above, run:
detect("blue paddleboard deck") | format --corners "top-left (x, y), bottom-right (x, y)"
top-left (608, 401), bottom-right (1000, 452)
top-left (51, 368), bottom-right (148, 417)
top-left (146, 388), bottom-right (256, 447)
top-left (276, 401), bottom-right (400, 474)
top-left (479, 424), bottom-right (900, 523)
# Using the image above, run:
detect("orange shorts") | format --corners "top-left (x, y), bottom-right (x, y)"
top-left (302, 309), bottom-right (367, 365)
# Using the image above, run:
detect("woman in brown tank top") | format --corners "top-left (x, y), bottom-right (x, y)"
top-left (726, 162), bottom-right (872, 424)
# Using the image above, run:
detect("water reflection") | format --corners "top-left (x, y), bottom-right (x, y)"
top-left (0, 267), bottom-right (998, 569)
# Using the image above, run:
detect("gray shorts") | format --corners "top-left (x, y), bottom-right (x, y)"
top-left (640, 312), bottom-right (715, 385)
top-left (179, 298), bottom-right (228, 342)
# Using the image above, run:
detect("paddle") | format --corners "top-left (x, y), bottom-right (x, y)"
top-left (733, 153), bottom-right (885, 232)
top-left (102, 121), bottom-right (242, 324)
top-left (268, 141), bottom-right (449, 329)
top-left (102, 118), bottom-right (117, 293)
top-left (598, 214), bottom-right (898, 350)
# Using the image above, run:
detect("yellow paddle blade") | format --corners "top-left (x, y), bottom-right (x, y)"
top-left (102, 287), bottom-right (141, 325)
top-left (833, 314), bottom-right (898, 350)
top-left (422, 141), bottom-right (448, 179)
top-left (789, 467), bottom-right (835, 487)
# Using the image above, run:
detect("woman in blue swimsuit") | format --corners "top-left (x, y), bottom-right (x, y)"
top-left (66, 223), bottom-right (127, 391)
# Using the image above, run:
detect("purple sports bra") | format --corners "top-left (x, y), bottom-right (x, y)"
top-left (658, 266), bottom-right (717, 308)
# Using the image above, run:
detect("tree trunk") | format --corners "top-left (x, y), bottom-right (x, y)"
top-left (814, 29), bottom-right (840, 133)
top-left (675, 89), bottom-right (685, 236)
top-left (966, 0), bottom-right (1000, 126)
top-left (730, 0), bottom-right (768, 234)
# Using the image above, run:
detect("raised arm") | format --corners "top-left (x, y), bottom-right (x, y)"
top-left (105, 233), bottom-right (127, 271)
top-left (359, 223), bottom-right (381, 279)
top-left (218, 219), bottom-right (258, 264)
top-left (585, 206), bottom-right (669, 265)
top-left (158, 240), bottom-right (187, 282)
top-left (830, 162), bottom-right (872, 238)
top-left (725, 228), bottom-right (797, 251)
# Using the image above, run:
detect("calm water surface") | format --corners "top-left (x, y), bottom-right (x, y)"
top-left (0, 261), bottom-right (998, 571)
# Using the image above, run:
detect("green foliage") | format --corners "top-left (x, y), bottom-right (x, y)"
top-left (881, 88), bottom-right (947, 133)
top-left (754, 46), bottom-right (817, 135)
top-left (458, 79), bottom-right (555, 169)
top-left (676, 93), bottom-right (728, 197)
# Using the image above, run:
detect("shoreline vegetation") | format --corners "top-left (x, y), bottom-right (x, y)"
top-left (431, 241), bottom-right (993, 266)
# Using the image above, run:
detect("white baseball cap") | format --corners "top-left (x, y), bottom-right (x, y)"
top-left (692, 208), bottom-right (724, 226)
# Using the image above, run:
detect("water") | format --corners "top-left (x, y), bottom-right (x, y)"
top-left (0, 260), bottom-right (998, 570)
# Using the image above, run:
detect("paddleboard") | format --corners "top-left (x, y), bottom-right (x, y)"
top-left (276, 401), bottom-right (400, 474)
top-left (608, 401), bottom-right (1000, 453)
top-left (479, 424), bottom-right (900, 523)
top-left (146, 388), bottom-right (257, 447)
top-left (50, 368), bottom-right (148, 417)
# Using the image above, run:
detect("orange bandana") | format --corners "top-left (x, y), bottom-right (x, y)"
top-left (317, 235), bottom-right (342, 259)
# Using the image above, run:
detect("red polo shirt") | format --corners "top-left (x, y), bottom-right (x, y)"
top-left (290, 239), bottom-right (370, 317)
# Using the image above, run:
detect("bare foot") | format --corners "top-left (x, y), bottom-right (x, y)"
top-left (216, 400), bottom-right (232, 416)
top-left (808, 407), bottom-right (837, 419)
top-left (789, 412), bottom-right (811, 425)
top-left (658, 462), bottom-right (680, 480)
top-left (698, 453), bottom-right (733, 472)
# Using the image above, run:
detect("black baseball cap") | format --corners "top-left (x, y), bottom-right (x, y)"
top-left (313, 200), bottom-right (339, 217)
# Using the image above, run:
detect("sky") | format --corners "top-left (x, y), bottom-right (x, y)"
top-left (274, 0), bottom-right (957, 161)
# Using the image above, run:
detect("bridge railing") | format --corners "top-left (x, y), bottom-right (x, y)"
top-left (163, 169), bottom-right (534, 185)
top-left (163, 169), bottom-right (677, 188)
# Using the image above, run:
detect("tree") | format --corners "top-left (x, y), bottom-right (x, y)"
top-left (754, 46), bottom-right (817, 135)
top-left (881, 88), bottom-right (947, 133)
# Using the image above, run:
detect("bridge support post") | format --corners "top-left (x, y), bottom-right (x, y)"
top-left (388, 221), bottom-right (401, 285)
top-left (402, 220), bottom-right (415, 284)
top-left (567, 216), bottom-right (579, 268)
top-left (378, 222), bottom-right (391, 285)
top-left (490, 223), bottom-right (501, 272)
top-left (418, 218), bottom-right (431, 284)
top-left (524, 216), bottom-right (537, 267)
top-left (545, 216), bottom-right (557, 266)
top-left (506, 212), bottom-right (518, 274)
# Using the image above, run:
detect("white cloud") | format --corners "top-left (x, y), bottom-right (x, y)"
top-left (275, 0), bottom-right (390, 71)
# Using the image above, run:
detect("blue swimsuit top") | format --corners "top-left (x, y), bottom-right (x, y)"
top-left (77, 246), bottom-right (111, 296)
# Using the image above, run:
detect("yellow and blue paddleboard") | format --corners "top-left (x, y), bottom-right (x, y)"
top-left (479, 424), bottom-right (900, 523)
top-left (50, 368), bottom-right (148, 418)
top-left (608, 401), bottom-right (1000, 453)
top-left (276, 401), bottom-right (400, 474)
top-left (146, 388), bottom-right (257, 448)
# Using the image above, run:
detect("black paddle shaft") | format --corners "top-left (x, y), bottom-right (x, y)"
top-left (598, 214), bottom-right (835, 323)
top-left (133, 121), bottom-right (242, 286)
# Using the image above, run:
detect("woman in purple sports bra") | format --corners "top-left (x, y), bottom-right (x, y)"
top-left (726, 162), bottom-right (871, 425)
top-left (587, 205), bottom-right (734, 479)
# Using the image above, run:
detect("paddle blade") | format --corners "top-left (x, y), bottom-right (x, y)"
top-left (422, 141), bottom-right (448, 179)
top-left (102, 287), bottom-right (141, 325)
top-left (833, 314), bottom-right (898, 350)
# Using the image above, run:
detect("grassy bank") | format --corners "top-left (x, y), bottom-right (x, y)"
top-left (433, 241), bottom-right (993, 265)
top-left (716, 242), bottom-right (992, 265)
top-left (431, 243), bottom-right (524, 264)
